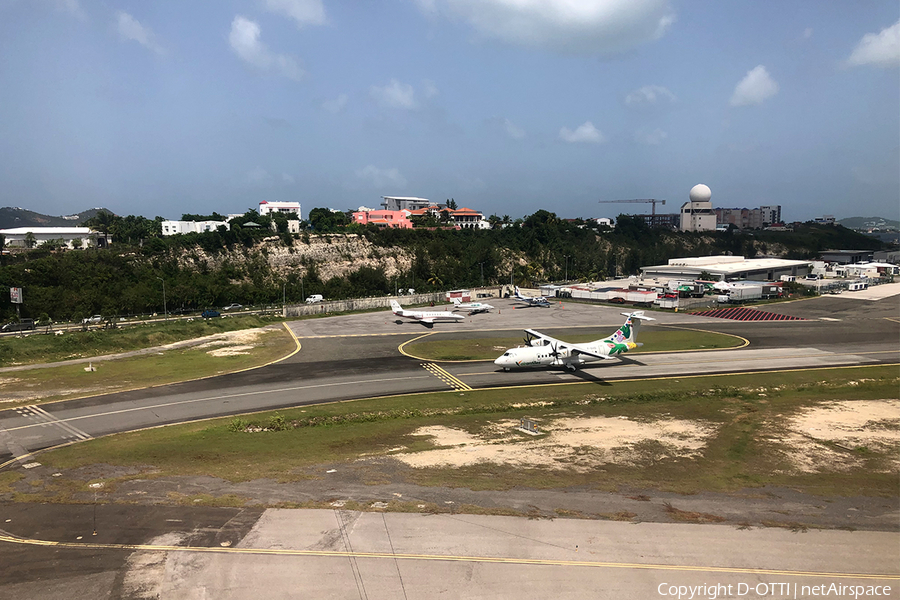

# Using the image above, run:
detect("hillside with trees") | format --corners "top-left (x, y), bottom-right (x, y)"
top-left (0, 208), bottom-right (885, 323)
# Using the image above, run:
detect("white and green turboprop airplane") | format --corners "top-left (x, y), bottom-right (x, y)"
top-left (493, 311), bottom-right (656, 371)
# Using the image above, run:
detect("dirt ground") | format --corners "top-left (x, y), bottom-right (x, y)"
top-left (385, 399), bottom-right (898, 476)
top-left (393, 417), bottom-right (714, 470)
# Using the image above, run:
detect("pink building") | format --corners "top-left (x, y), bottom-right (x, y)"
top-left (352, 209), bottom-right (413, 229)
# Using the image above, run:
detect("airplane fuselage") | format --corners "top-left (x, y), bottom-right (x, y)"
top-left (494, 339), bottom-right (636, 370)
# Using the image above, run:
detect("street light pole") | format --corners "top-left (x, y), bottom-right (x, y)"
top-left (564, 255), bottom-right (570, 282)
top-left (282, 281), bottom-right (286, 318)
top-left (156, 277), bottom-right (167, 322)
top-left (479, 262), bottom-right (484, 288)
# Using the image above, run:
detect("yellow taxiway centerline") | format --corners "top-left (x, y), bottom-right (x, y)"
top-left (0, 532), bottom-right (895, 580)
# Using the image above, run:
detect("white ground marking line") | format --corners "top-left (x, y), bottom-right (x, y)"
top-left (5, 375), bottom-right (433, 434)
top-left (26, 405), bottom-right (91, 440)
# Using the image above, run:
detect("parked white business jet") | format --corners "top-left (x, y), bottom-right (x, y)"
top-left (494, 311), bottom-right (656, 371)
top-left (449, 297), bottom-right (494, 314)
top-left (513, 286), bottom-right (551, 307)
top-left (391, 300), bottom-right (466, 326)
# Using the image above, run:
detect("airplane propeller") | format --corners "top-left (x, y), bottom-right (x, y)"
top-left (549, 341), bottom-right (560, 358)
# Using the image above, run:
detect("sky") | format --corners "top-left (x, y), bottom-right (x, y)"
top-left (0, 0), bottom-right (898, 223)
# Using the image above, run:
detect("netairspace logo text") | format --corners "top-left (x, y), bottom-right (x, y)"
top-left (657, 582), bottom-right (893, 599)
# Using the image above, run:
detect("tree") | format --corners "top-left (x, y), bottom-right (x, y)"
top-left (308, 208), bottom-right (349, 232)
top-left (446, 198), bottom-right (458, 210)
top-left (24, 231), bottom-right (36, 249)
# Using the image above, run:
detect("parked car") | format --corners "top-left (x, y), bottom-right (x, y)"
top-left (201, 309), bottom-right (221, 319)
top-left (222, 303), bottom-right (243, 311)
top-left (1, 319), bottom-right (35, 332)
top-left (82, 315), bottom-right (102, 324)
top-left (305, 294), bottom-right (324, 304)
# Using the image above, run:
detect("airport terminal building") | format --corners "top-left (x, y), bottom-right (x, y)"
top-left (640, 256), bottom-right (811, 282)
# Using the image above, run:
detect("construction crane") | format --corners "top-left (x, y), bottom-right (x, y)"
top-left (598, 198), bottom-right (666, 216)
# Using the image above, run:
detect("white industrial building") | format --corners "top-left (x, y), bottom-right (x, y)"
top-left (161, 220), bottom-right (230, 236)
top-left (0, 227), bottom-right (107, 249)
top-left (258, 201), bottom-right (302, 218)
top-left (680, 184), bottom-right (718, 232)
top-left (380, 196), bottom-right (434, 211)
top-left (640, 255), bottom-right (811, 282)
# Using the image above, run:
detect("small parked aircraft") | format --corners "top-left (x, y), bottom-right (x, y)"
top-left (390, 300), bottom-right (466, 326)
top-left (494, 311), bottom-right (656, 371)
top-left (512, 285), bottom-right (551, 307)
top-left (449, 297), bottom-right (494, 314)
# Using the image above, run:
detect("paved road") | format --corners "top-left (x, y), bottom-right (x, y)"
top-left (0, 506), bottom-right (897, 599)
top-left (0, 296), bottom-right (897, 463)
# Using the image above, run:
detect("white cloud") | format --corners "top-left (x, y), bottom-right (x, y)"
top-left (635, 128), bottom-right (667, 145)
top-left (370, 79), bottom-right (418, 109)
top-left (355, 165), bottom-right (408, 189)
top-left (262, 0), bottom-right (326, 27)
top-left (116, 11), bottom-right (164, 54)
top-left (559, 121), bottom-right (604, 143)
top-left (322, 93), bottom-right (349, 113)
top-left (503, 118), bottom-right (525, 139)
top-left (625, 85), bottom-right (675, 106)
top-left (46, 0), bottom-right (86, 21)
top-left (730, 65), bottom-right (778, 106)
top-left (845, 19), bottom-right (900, 68)
top-left (414, 0), bottom-right (675, 54)
top-left (422, 79), bottom-right (440, 98)
top-left (229, 16), bottom-right (304, 81)
top-left (247, 167), bottom-right (272, 184)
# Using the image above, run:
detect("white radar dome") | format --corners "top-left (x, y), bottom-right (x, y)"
top-left (689, 184), bottom-right (711, 203)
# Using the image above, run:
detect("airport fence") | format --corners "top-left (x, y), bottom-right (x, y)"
top-left (283, 293), bottom-right (447, 318)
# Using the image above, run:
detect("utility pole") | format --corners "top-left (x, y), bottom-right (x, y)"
top-left (282, 281), bottom-right (286, 318)
top-left (479, 262), bottom-right (484, 288)
top-left (156, 277), bottom-right (167, 322)
top-left (564, 255), bottom-right (570, 282)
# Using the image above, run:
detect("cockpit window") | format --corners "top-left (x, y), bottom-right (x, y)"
top-left (503, 352), bottom-right (510, 356)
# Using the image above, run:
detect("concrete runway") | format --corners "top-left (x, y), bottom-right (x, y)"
top-left (0, 505), bottom-right (897, 599)
top-left (0, 295), bottom-right (897, 461)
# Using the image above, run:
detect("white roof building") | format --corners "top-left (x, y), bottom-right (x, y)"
top-left (258, 201), bottom-right (301, 218)
top-left (641, 255), bottom-right (811, 282)
top-left (161, 221), bottom-right (230, 236)
top-left (0, 227), bottom-right (107, 249)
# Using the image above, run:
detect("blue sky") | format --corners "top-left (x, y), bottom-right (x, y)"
top-left (1, 0), bottom-right (898, 222)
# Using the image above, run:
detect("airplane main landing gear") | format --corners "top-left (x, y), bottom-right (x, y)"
top-left (565, 364), bottom-right (577, 372)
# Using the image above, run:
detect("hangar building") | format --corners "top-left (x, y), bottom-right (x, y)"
top-left (640, 256), bottom-right (811, 282)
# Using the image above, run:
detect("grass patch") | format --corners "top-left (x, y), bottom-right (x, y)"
top-left (405, 328), bottom-right (743, 361)
top-left (36, 366), bottom-right (899, 499)
top-left (0, 327), bottom-right (297, 404)
top-left (0, 314), bottom-right (288, 367)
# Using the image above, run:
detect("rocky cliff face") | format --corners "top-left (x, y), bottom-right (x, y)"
top-left (173, 234), bottom-right (416, 282)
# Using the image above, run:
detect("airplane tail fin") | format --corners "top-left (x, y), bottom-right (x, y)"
top-left (390, 300), bottom-right (402, 312)
top-left (514, 285), bottom-right (523, 298)
top-left (609, 311), bottom-right (656, 344)
top-left (450, 297), bottom-right (462, 305)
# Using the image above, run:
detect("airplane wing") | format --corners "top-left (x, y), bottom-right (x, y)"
top-left (421, 317), bottom-right (435, 324)
top-left (568, 344), bottom-right (616, 360)
top-left (523, 329), bottom-right (564, 346)
top-left (523, 329), bottom-right (615, 360)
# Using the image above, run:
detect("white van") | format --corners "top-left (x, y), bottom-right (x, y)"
top-left (305, 294), bottom-right (324, 304)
